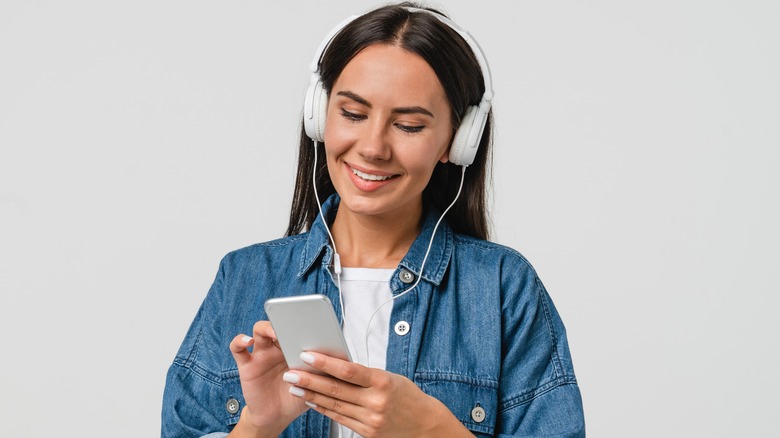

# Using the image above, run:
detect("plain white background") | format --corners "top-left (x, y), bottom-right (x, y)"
top-left (1, 1), bottom-right (778, 436)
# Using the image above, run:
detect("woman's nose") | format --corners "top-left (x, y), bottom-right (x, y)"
top-left (357, 119), bottom-right (391, 161)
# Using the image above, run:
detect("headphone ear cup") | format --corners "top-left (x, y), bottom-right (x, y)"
top-left (449, 106), bottom-right (478, 166)
top-left (304, 80), bottom-right (328, 142)
top-left (314, 83), bottom-right (328, 141)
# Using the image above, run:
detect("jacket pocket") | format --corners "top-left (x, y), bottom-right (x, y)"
top-left (416, 373), bottom-right (498, 436)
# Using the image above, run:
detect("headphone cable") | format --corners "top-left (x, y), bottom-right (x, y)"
top-left (312, 144), bottom-right (467, 438)
top-left (312, 141), bottom-right (345, 325)
top-left (363, 165), bottom-right (466, 368)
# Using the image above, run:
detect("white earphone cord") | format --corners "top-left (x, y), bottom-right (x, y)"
top-left (311, 142), bottom-right (467, 367)
top-left (363, 165), bottom-right (466, 368)
top-left (312, 141), bottom-right (345, 325)
top-left (312, 142), bottom-right (467, 438)
top-left (312, 142), bottom-right (356, 438)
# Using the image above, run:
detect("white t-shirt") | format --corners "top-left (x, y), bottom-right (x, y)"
top-left (330, 267), bottom-right (394, 438)
top-left (338, 267), bottom-right (395, 369)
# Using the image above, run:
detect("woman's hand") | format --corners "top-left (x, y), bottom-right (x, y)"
top-left (282, 351), bottom-right (474, 438)
top-left (227, 321), bottom-right (308, 437)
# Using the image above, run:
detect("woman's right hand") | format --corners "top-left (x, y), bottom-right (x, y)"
top-left (227, 321), bottom-right (308, 437)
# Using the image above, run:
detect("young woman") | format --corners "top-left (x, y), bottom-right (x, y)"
top-left (162, 3), bottom-right (585, 437)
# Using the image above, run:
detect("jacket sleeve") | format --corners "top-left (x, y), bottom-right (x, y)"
top-left (496, 260), bottom-right (586, 437)
top-left (498, 383), bottom-right (585, 438)
top-left (161, 259), bottom-right (236, 437)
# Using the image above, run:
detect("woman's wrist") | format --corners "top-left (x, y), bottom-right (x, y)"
top-left (227, 407), bottom-right (289, 438)
top-left (425, 395), bottom-right (475, 438)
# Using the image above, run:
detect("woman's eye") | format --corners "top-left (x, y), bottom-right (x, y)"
top-left (396, 124), bottom-right (425, 134)
top-left (340, 108), bottom-right (366, 122)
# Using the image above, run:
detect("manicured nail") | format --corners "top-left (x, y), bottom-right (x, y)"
top-left (241, 335), bottom-right (253, 343)
top-left (300, 352), bottom-right (315, 365)
top-left (289, 386), bottom-right (305, 397)
top-left (305, 401), bottom-right (317, 409)
top-left (282, 372), bottom-right (300, 384)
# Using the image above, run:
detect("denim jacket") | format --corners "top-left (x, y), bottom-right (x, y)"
top-left (162, 195), bottom-right (585, 437)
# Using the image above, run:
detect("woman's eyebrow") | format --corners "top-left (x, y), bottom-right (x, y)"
top-left (393, 106), bottom-right (434, 117)
top-left (337, 90), bottom-right (371, 107)
top-left (336, 90), bottom-right (434, 118)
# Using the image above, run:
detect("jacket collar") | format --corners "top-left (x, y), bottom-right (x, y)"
top-left (298, 194), bottom-right (453, 286)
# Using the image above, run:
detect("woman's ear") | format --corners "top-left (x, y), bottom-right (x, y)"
top-left (439, 136), bottom-right (453, 163)
top-left (439, 148), bottom-right (450, 163)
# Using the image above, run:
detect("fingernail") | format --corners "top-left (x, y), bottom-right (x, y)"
top-left (305, 401), bottom-right (317, 409)
top-left (289, 386), bottom-right (305, 397)
top-left (300, 352), bottom-right (315, 365)
top-left (282, 372), bottom-right (300, 384)
top-left (241, 335), bottom-right (253, 343)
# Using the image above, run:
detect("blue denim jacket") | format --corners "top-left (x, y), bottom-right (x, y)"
top-left (162, 195), bottom-right (585, 437)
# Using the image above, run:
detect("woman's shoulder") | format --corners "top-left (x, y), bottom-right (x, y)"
top-left (215, 232), bottom-right (312, 273)
top-left (236, 232), bottom-right (310, 251)
top-left (452, 233), bottom-right (538, 274)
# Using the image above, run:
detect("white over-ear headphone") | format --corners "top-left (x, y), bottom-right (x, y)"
top-left (303, 7), bottom-right (494, 167)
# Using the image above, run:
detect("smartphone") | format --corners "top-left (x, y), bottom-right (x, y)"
top-left (264, 294), bottom-right (352, 374)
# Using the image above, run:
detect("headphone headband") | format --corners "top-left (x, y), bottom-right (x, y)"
top-left (404, 7), bottom-right (494, 105)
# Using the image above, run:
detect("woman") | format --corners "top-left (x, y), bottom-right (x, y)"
top-left (162, 3), bottom-right (585, 437)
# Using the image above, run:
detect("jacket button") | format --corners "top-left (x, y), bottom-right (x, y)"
top-left (471, 405), bottom-right (486, 423)
top-left (398, 269), bottom-right (415, 284)
top-left (226, 398), bottom-right (240, 415)
top-left (394, 320), bottom-right (410, 336)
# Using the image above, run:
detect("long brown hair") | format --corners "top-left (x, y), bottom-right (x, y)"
top-left (285, 2), bottom-right (493, 240)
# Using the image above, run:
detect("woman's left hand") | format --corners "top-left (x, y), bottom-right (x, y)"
top-left (282, 351), bottom-right (473, 438)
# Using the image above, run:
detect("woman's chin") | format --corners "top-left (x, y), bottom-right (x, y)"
top-left (336, 192), bottom-right (422, 222)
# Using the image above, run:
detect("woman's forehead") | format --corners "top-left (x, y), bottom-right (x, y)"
top-left (332, 44), bottom-right (448, 110)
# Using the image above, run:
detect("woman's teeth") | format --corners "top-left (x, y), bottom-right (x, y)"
top-left (352, 168), bottom-right (393, 181)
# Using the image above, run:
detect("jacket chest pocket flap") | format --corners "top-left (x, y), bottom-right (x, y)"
top-left (417, 375), bottom-right (498, 436)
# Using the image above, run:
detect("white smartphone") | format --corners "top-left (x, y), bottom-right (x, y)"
top-left (264, 294), bottom-right (352, 374)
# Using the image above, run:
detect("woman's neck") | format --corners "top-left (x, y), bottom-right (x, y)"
top-left (330, 205), bottom-right (423, 269)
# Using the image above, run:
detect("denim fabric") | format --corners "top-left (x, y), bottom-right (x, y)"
top-left (162, 195), bottom-right (585, 437)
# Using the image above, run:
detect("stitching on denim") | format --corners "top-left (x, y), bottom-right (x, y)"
top-left (453, 235), bottom-right (541, 278)
top-left (498, 377), bottom-right (578, 412)
top-left (170, 359), bottom-right (222, 386)
top-left (190, 361), bottom-right (222, 385)
top-left (221, 369), bottom-right (240, 379)
top-left (241, 234), bottom-right (307, 249)
top-left (398, 228), bottom-right (452, 286)
top-left (407, 292), bottom-right (417, 375)
top-left (299, 236), bottom-right (327, 277)
top-left (223, 233), bottom-right (313, 277)
top-left (536, 277), bottom-right (562, 378)
top-left (415, 375), bottom-right (498, 435)
top-left (178, 319), bottom-right (203, 368)
top-left (453, 234), bottom-right (528, 258)
top-left (402, 300), bottom-right (412, 376)
top-left (429, 225), bottom-right (453, 283)
top-left (414, 372), bottom-right (499, 388)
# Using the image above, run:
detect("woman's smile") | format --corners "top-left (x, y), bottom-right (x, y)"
top-left (345, 162), bottom-right (399, 192)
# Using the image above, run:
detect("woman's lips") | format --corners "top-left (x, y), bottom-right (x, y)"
top-left (345, 163), bottom-right (398, 192)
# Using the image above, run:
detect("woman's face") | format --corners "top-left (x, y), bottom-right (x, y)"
top-left (324, 43), bottom-right (453, 221)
